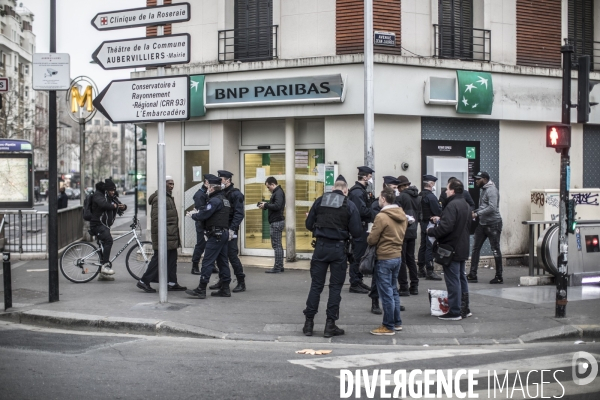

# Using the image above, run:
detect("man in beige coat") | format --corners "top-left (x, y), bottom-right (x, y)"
top-left (367, 187), bottom-right (408, 335)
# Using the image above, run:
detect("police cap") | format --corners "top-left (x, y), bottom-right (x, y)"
top-left (207, 176), bottom-right (222, 185)
top-left (357, 166), bottom-right (375, 174)
top-left (423, 174), bottom-right (438, 182)
top-left (217, 170), bottom-right (234, 179)
top-left (383, 176), bottom-right (400, 185)
top-left (336, 174), bottom-right (347, 183)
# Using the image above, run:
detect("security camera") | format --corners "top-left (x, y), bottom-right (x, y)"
top-left (401, 162), bottom-right (409, 171)
top-left (44, 69), bottom-right (58, 78)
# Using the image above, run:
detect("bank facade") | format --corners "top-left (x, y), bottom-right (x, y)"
top-left (135, 0), bottom-right (600, 260)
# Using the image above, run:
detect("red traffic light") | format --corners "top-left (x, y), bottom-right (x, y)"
top-left (546, 124), bottom-right (571, 149)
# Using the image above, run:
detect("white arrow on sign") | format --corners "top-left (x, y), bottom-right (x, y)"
top-left (91, 3), bottom-right (191, 31)
top-left (91, 33), bottom-right (190, 70)
top-left (93, 76), bottom-right (190, 124)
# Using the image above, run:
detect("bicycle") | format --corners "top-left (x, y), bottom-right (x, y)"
top-left (60, 217), bottom-right (154, 283)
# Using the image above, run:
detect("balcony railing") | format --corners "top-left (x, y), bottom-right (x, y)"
top-left (567, 38), bottom-right (600, 71)
top-left (218, 25), bottom-right (278, 63)
top-left (434, 24), bottom-right (491, 62)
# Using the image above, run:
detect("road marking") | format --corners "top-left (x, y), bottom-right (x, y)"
top-left (26, 269), bottom-right (48, 272)
top-left (289, 348), bottom-right (517, 370)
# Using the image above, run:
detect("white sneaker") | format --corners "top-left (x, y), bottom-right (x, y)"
top-left (101, 264), bottom-right (115, 275)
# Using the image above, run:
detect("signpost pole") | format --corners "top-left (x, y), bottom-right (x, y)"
top-left (364, 0), bottom-right (375, 177)
top-left (79, 117), bottom-right (85, 206)
top-left (556, 44), bottom-right (573, 318)
top-left (48, 0), bottom-right (59, 303)
top-left (156, 0), bottom-right (168, 304)
top-left (134, 125), bottom-right (138, 222)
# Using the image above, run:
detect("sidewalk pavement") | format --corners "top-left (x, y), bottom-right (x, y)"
top-left (1, 237), bottom-right (599, 346)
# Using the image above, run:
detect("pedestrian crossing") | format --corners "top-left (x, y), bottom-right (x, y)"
top-left (288, 347), bottom-right (600, 398)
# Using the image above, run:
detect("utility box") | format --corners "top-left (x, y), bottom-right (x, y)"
top-left (530, 189), bottom-right (600, 221)
top-left (426, 156), bottom-right (469, 187)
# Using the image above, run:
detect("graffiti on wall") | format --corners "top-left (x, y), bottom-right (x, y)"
top-left (572, 193), bottom-right (599, 206)
top-left (531, 192), bottom-right (545, 207)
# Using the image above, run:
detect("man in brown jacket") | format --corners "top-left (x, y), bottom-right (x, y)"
top-left (137, 176), bottom-right (187, 293)
top-left (367, 187), bottom-right (408, 335)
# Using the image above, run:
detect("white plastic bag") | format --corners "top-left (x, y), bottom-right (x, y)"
top-left (428, 289), bottom-right (450, 316)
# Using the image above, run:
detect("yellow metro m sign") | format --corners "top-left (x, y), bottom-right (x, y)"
top-left (70, 85), bottom-right (94, 113)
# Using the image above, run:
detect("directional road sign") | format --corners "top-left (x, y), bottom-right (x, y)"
top-left (92, 33), bottom-right (190, 70)
top-left (0, 78), bottom-right (8, 93)
top-left (91, 3), bottom-right (191, 31)
top-left (93, 76), bottom-right (190, 124)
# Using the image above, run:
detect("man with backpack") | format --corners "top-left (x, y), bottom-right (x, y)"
top-left (87, 179), bottom-right (126, 279)
top-left (396, 176), bottom-right (420, 296)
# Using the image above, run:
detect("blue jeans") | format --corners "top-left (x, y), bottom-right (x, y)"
top-left (375, 257), bottom-right (402, 330)
top-left (443, 260), bottom-right (469, 316)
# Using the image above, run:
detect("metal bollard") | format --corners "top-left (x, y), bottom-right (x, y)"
top-left (3, 252), bottom-right (11, 311)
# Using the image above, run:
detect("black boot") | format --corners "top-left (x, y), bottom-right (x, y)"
top-left (409, 286), bottom-right (419, 295)
top-left (323, 319), bottom-right (345, 338)
top-left (398, 286), bottom-right (410, 297)
top-left (467, 272), bottom-right (478, 283)
top-left (426, 263), bottom-right (442, 281)
top-left (371, 298), bottom-right (382, 315)
top-left (191, 262), bottom-right (201, 275)
top-left (209, 280), bottom-right (222, 290)
top-left (185, 282), bottom-right (207, 299)
top-left (461, 292), bottom-right (472, 318)
top-left (489, 275), bottom-right (503, 284)
top-left (211, 281), bottom-right (231, 297)
top-left (303, 317), bottom-right (314, 336)
top-left (418, 264), bottom-right (427, 278)
top-left (232, 278), bottom-right (246, 293)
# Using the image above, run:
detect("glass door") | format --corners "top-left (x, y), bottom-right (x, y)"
top-left (241, 149), bottom-right (325, 256)
top-left (182, 150), bottom-right (210, 253)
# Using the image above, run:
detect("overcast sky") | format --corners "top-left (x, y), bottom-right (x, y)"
top-left (26, 0), bottom-right (146, 90)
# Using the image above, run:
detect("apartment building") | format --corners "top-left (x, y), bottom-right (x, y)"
top-left (134, 0), bottom-right (600, 258)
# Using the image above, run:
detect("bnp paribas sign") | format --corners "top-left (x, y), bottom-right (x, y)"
top-left (205, 74), bottom-right (346, 109)
top-left (456, 70), bottom-right (493, 115)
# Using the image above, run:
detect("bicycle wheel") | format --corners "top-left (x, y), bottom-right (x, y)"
top-left (60, 242), bottom-right (101, 283)
top-left (125, 241), bottom-right (154, 280)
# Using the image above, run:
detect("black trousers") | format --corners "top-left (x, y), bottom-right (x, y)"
top-left (91, 224), bottom-right (113, 264)
top-left (417, 221), bottom-right (434, 270)
top-left (470, 221), bottom-right (503, 276)
top-left (191, 222), bottom-right (207, 264)
top-left (141, 249), bottom-right (179, 284)
top-left (399, 238), bottom-right (419, 289)
top-left (304, 239), bottom-right (347, 321)
top-left (227, 233), bottom-right (245, 279)
top-left (349, 229), bottom-right (368, 285)
top-left (200, 232), bottom-right (231, 285)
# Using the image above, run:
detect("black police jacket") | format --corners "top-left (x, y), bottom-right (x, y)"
top-left (349, 182), bottom-right (373, 225)
top-left (419, 189), bottom-right (441, 222)
top-left (306, 190), bottom-right (363, 240)
top-left (193, 185), bottom-right (208, 228)
top-left (192, 190), bottom-right (228, 225)
top-left (224, 184), bottom-right (245, 232)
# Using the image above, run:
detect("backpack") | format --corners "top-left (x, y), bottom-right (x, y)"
top-left (83, 192), bottom-right (94, 221)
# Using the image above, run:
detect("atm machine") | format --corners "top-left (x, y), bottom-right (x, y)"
top-left (426, 156), bottom-right (469, 188)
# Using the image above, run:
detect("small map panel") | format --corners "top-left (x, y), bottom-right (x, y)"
top-left (0, 158), bottom-right (29, 202)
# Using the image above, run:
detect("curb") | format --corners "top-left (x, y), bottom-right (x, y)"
top-left (2, 309), bottom-right (599, 345)
top-left (518, 324), bottom-right (600, 342)
top-left (0, 309), bottom-right (226, 340)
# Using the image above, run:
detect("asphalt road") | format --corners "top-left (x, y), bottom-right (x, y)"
top-left (0, 321), bottom-right (598, 400)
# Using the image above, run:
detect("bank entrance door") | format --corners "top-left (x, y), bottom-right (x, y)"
top-left (240, 149), bottom-right (325, 257)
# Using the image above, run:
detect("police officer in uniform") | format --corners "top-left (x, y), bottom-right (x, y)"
top-left (348, 166), bottom-right (375, 294)
top-left (185, 176), bottom-right (233, 299)
top-left (303, 177), bottom-right (363, 337)
top-left (418, 175), bottom-right (443, 280)
top-left (191, 174), bottom-right (217, 275)
top-left (210, 170), bottom-right (247, 293)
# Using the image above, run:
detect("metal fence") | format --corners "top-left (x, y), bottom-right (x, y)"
top-left (218, 25), bottom-right (278, 63)
top-left (434, 24), bottom-right (491, 62)
top-left (522, 220), bottom-right (557, 276)
top-left (0, 206), bottom-right (83, 254)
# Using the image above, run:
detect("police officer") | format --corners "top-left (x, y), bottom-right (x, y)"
top-left (417, 175), bottom-right (443, 280)
top-left (210, 170), bottom-right (247, 293)
top-left (191, 174), bottom-right (216, 275)
top-left (185, 176), bottom-right (233, 299)
top-left (348, 166), bottom-right (375, 294)
top-left (303, 177), bottom-right (363, 338)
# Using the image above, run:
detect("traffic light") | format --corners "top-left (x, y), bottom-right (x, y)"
top-left (138, 129), bottom-right (147, 146)
top-left (577, 55), bottom-right (599, 123)
top-left (567, 199), bottom-right (577, 234)
top-left (546, 124), bottom-right (571, 149)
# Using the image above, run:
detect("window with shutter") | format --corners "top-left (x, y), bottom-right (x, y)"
top-left (234, 0), bottom-right (274, 61)
top-left (437, 0), bottom-right (473, 60)
top-left (146, 0), bottom-right (172, 37)
top-left (568, 0), bottom-right (594, 69)
top-left (516, 0), bottom-right (562, 69)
